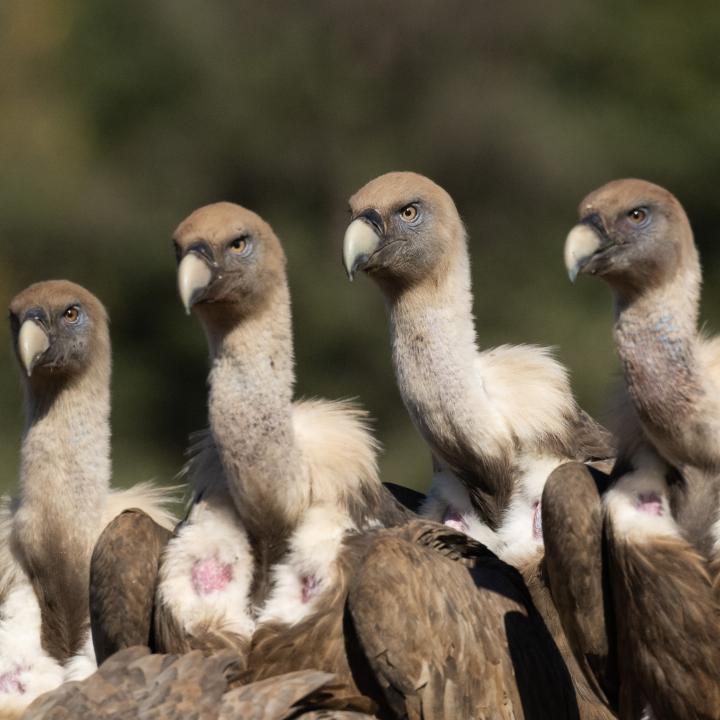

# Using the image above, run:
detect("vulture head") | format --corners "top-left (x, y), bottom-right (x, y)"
top-left (8, 280), bottom-right (109, 383)
top-left (564, 179), bottom-right (697, 299)
top-left (343, 172), bottom-right (465, 293)
top-left (173, 202), bottom-right (287, 329)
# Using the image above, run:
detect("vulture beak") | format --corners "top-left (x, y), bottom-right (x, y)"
top-left (178, 251), bottom-right (213, 314)
top-left (18, 318), bottom-right (50, 377)
top-left (564, 223), bottom-right (603, 283)
top-left (343, 211), bottom-right (383, 280)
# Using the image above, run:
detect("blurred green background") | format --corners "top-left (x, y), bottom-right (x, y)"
top-left (2, 0), bottom-right (720, 495)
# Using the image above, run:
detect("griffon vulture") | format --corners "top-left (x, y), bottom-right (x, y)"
top-left (343, 171), bottom-right (613, 560)
top-left (0, 281), bottom-right (175, 717)
top-left (343, 173), bottom-right (616, 717)
top-left (563, 179), bottom-right (720, 718)
top-left (89, 204), bottom-right (412, 688)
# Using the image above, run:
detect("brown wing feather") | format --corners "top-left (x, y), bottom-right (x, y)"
top-left (219, 670), bottom-right (363, 719)
top-left (541, 463), bottom-right (617, 707)
top-left (244, 542), bottom-right (380, 715)
top-left (22, 646), bottom-right (242, 719)
top-left (347, 521), bottom-right (581, 720)
top-left (607, 518), bottom-right (720, 719)
top-left (89, 509), bottom-right (172, 663)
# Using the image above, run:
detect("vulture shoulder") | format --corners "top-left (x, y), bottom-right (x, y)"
top-left (89, 509), bottom-right (172, 663)
top-left (478, 345), bottom-right (614, 462)
top-left (541, 462), bottom-right (617, 707)
top-left (605, 471), bottom-right (720, 718)
top-left (346, 520), bottom-right (580, 720)
top-left (292, 399), bottom-right (378, 500)
top-left (477, 344), bottom-right (576, 448)
top-left (292, 398), bottom-right (409, 527)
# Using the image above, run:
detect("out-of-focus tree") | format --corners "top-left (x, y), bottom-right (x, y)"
top-left (1, 0), bottom-right (719, 493)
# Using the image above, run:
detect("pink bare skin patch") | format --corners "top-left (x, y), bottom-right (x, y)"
top-left (636, 492), bottom-right (664, 516)
top-left (191, 557), bottom-right (233, 596)
top-left (532, 500), bottom-right (543, 540)
top-left (443, 508), bottom-right (469, 533)
top-left (301, 574), bottom-right (320, 604)
top-left (0, 666), bottom-right (27, 694)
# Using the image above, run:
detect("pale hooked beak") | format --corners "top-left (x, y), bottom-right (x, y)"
top-left (178, 253), bottom-right (213, 314)
top-left (564, 224), bottom-right (603, 283)
top-left (343, 219), bottom-right (381, 281)
top-left (18, 320), bottom-right (50, 377)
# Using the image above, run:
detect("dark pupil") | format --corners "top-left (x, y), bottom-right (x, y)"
top-left (233, 238), bottom-right (244, 248)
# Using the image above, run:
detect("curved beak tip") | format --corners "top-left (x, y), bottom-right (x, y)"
top-left (18, 320), bottom-right (49, 377)
top-left (177, 253), bottom-right (213, 315)
top-left (342, 219), bottom-right (381, 283)
top-left (564, 224), bottom-right (602, 285)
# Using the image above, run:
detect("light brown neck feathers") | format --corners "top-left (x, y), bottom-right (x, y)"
top-left (613, 261), bottom-right (720, 471)
top-left (13, 353), bottom-right (111, 660)
top-left (206, 282), bottom-right (301, 536)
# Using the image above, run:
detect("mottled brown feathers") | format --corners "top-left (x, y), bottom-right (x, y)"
top-left (606, 521), bottom-right (720, 719)
top-left (347, 521), bottom-right (582, 720)
top-left (90, 509), bottom-right (172, 663)
top-left (22, 645), bottom-right (355, 720)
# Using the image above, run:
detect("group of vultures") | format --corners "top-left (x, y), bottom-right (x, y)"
top-left (1, 172), bottom-right (718, 720)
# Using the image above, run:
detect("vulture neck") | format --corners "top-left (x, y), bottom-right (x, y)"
top-left (18, 362), bottom-right (111, 555)
top-left (206, 284), bottom-right (300, 537)
top-left (14, 357), bottom-right (111, 659)
top-left (613, 263), bottom-right (705, 469)
top-left (386, 251), bottom-right (509, 478)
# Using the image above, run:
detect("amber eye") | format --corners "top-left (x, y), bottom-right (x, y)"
top-left (627, 208), bottom-right (647, 224)
top-left (229, 235), bottom-right (252, 255)
top-left (400, 204), bottom-right (418, 222)
top-left (63, 306), bottom-right (80, 324)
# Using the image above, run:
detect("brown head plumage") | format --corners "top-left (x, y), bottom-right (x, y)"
top-left (564, 179), bottom-right (698, 300)
top-left (8, 280), bottom-right (109, 382)
top-left (343, 171), bottom-right (466, 293)
top-left (173, 202), bottom-right (287, 331)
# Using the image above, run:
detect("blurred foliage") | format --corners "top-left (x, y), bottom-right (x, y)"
top-left (2, 0), bottom-right (720, 495)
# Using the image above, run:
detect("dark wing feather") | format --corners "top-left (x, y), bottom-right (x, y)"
top-left (89, 509), bottom-right (172, 662)
top-left (606, 512), bottom-right (720, 719)
top-left (347, 522), bottom-right (581, 720)
top-left (381, 482), bottom-right (426, 514)
top-left (541, 463), bottom-right (617, 707)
